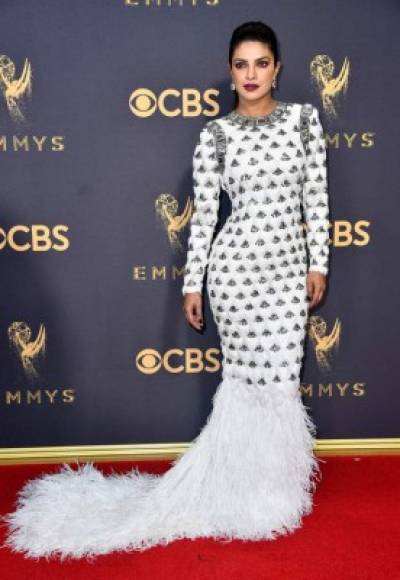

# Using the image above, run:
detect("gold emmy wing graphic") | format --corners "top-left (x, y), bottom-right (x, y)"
top-left (307, 315), bottom-right (341, 371)
top-left (8, 322), bottom-right (46, 378)
top-left (0, 55), bottom-right (32, 123)
top-left (310, 54), bottom-right (350, 117)
top-left (155, 193), bottom-right (193, 252)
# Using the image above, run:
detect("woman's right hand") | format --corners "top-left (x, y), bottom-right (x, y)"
top-left (182, 292), bottom-right (204, 331)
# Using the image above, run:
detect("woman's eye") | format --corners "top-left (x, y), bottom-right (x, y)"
top-left (234, 62), bottom-right (269, 69)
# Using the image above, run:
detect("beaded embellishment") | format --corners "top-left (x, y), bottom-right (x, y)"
top-left (227, 100), bottom-right (289, 128)
top-left (204, 102), bottom-right (313, 175)
top-left (206, 120), bottom-right (227, 175)
top-left (299, 103), bottom-right (313, 154)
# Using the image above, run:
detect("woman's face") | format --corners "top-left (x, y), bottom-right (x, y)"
top-left (229, 41), bottom-right (280, 104)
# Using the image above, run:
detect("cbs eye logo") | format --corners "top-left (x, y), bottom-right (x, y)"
top-left (0, 225), bottom-right (69, 251)
top-left (128, 88), bottom-right (219, 118)
top-left (136, 348), bottom-right (220, 375)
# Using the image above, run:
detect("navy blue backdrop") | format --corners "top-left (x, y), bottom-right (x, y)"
top-left (1, 0), bottom-right (399, 448)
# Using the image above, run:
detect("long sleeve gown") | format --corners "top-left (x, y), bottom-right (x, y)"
top-left (1, 100), bottom-right (330, 560)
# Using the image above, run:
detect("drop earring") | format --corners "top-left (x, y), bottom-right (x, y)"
top-left (272, 78), bottom-right (277, 89)
top-left (230, 82), bottom-right (236, 91)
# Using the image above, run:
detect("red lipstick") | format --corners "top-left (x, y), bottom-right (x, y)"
top-left (243, 84), bottom-right (259, 92)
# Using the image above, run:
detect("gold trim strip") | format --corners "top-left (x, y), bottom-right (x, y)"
top-left (316, 438), bottom-right (400, 455)
top-left (0, 438), bottom-right (399, 465)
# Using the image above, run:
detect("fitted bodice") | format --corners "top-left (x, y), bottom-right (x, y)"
top-left (220, 103), bottom-right (306, 209)
top-left (182, 101), bottom-right (330, 295)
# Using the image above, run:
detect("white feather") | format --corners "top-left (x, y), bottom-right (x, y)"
top-left (0, 376), bottom-right (321, 560)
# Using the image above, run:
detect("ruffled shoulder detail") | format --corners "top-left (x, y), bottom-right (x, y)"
top-left (299, 103), bottom-right (314, 154)
top-left (205, 120), bottom-right (227, 175)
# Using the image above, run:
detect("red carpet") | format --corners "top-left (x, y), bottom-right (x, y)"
top-left (0, 455), bottom-right (399, 579)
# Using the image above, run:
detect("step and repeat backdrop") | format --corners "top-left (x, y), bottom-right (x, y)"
top-left (0, 0), bottom-right (398, 449)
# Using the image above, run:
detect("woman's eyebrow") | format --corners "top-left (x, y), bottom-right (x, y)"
top-left (233, 56), bottom-right (271, 62)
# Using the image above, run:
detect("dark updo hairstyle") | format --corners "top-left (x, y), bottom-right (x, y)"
top-left (228, 21), bottom-right (281, 109)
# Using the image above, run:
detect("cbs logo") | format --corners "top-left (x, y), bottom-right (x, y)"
top-left (136, 348), bottom-right (220, 374)
top-left (332, 221), bottom-right (370, 246)
top-left (129, 88), bottom-right (219, 118)
top-left (0, 225), bottom-right (69, 251)
top-left (303, 221), bottom-right (370, 247)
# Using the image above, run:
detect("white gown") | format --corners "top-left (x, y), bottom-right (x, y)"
top-left (1, 101), bottom-right (330, 560)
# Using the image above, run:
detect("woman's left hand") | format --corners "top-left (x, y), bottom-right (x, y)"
top-left (306, 271), bottom-right (327, 309)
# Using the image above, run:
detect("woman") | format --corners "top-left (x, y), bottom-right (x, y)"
top-left (1, 21), bottom-right (329, 559)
